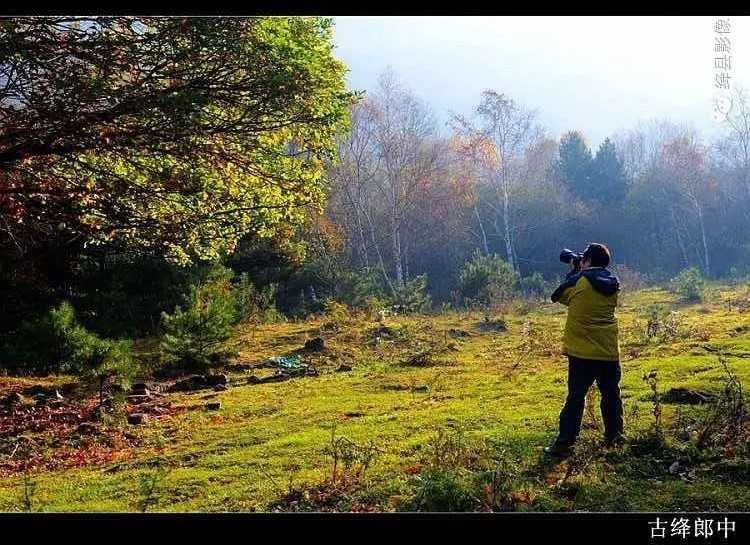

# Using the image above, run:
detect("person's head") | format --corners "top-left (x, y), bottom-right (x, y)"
top-left (581, 243), bottom-right (611, 269)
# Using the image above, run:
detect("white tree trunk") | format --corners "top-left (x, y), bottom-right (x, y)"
top-left (392, 216), bottom-right (404, 286)
top-left (474, 204), bottom-right (489, 255)
top-left (693, 197), bottom-right (710, 276)
top-left (502, 180), bottom-right (515, 271)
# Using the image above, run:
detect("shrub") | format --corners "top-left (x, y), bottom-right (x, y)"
top-left (160, 268), bottom-right (238, 371)
top-left (409, 468), bottom-right (476, 512)
top-left (458, 251), bottom-right (518, 307)
top-left (519, 272), bottom-right (548, 299)
top-left (695, 356), bottom-right (747, 452)
top-left (363, 296), bottom-right (389, 320)
top-left (233, 273), bottom-right (283, 324)
top-left (392, 274), bottom-right (432, 313)
top-left (320, 299), bottom-right (351, 331)
top-left (610, 264), bottom-right (647, 292)
top-left (671, 267), bottom-right (704, 303)
top-left (323, 423), bottom-right (381, 484)
top-left (474, 457), bottom-right (519, 512)
top-left (79, 338), bottom-right (136, 409)
top-left (338, 268), bottom-right (390, 309)
top-left (632, 304), bottom-right (710, 345)
top-left (1, 301), bottom-right (133, 377)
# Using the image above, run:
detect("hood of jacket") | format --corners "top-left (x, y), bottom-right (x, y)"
top-left (579, 267), bottom-right (620, 295)
top-left (551, 266), bottom-right (620, 302)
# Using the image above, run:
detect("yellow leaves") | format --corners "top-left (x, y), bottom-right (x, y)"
top-left (449, 133), bottom-right (500, 171)
top-left (312, 212), bottom-right (345, 254)
top-left (478, 138), bottom-right (500, 169)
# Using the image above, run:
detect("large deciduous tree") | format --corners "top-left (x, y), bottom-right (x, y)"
top-left (0, 17), bottom-right (353, 265)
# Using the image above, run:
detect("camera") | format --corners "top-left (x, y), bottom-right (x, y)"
top-left (559, 248), bottom-right (583, 266)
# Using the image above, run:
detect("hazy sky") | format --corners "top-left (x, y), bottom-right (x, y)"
top-left (332, 16), bottom-right (750, 148)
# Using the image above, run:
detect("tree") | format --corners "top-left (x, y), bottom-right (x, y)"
top-left (328, 94), bottom-right (475, 303)
top-left (327, 102), bottom-right (380, 271)
top-left (451, 91), bottom-right (541, 272)
top-left (591, 138), bottom-right (628, 203)
top-left (0, 17), bottom-right (353, 265)
top-left (554, 131), bottom-right (593, 200)
top-left (373, 71), bottom-right (444, 288)
top-left (614, 120), bottom-right (690, 273)
top-left (329, 71), bottom-right (448, 297)
top-left (663, 133), bottom-right (712, 276)
top-left (716, 87), bottom-right (750, 200)
top-left (160, 266), bottom-right (238, 370)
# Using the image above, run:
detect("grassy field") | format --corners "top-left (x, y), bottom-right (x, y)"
top-left (1, 283), bottom-right (750, 512)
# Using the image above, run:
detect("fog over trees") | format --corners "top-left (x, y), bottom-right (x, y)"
top-left (321, 69), bottom-right (750, 304)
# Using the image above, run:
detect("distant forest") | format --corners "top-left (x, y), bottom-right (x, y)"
top-left (323, 70), bottom-right (750, 301)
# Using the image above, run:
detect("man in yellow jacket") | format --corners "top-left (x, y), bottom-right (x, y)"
top-left (544, 243), bottom-right (624, 458)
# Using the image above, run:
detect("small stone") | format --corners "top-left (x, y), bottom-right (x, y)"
top-left (77, 422), bottom-right (97, 435)
top-left (304, 337), bottom-right (326, 352)
top-left (669, 461), bottom-right (680, 475)
top-left (205, 373), bottom-right (228, 387)
top-left (225, 362), bottom-right (255, 372)
top-left (336, 364), bottom-right (353, 372)
top-left (661, 388), bottom-right (716, 405)
top-left (168, 375), bottom-right (207, 392)
top-left (130, 382), bottom-right (150, 396)
top-left (213, 384), bottom-right (227, 391)
top-left (127, 413), bottom-right (146, 425)
top-left (127, 394), bottom-right (152, 405)
top-left (33, 393), bottom-right (47, 406)
top-left (206, 402), bottom-right (221, 411)
top-left (412, 385), bottom-right (429, 393)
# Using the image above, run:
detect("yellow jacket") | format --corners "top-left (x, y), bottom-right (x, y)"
top-left (553, 269), bottom-right (620, 361)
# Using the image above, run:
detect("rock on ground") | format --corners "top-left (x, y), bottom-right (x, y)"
top-left (661, 388), bottom-right (717, 405)
top-left (304, 337), bottom-right (326, 352)
top-left (127, 413), bottom-right (146, 425)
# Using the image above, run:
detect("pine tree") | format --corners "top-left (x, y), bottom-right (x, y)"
top-left (555, 131), bottom-right (594, 200)
top-left (591, 138), bottom-right (629, 203)
top-left (160, 268), bottom-right (238, 371)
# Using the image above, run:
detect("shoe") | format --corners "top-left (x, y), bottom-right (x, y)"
top-left (604, 434), bottom-right (625, 448)
top-left (543, 443), bottom-right (572, 458)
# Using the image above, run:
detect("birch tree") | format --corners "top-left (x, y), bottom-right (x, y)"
top-left (368, 71), bottom-right (442, 287)
top-left (663, 132), bottom-right (712, 276)
top-left (451, 91), bottom-right (541, 272)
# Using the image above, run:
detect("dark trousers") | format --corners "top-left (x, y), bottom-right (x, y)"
top-left (555, 356), bottom-right (624, 446)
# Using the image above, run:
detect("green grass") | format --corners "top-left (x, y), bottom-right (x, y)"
top-left (2, 284), bottom-right (750, 512)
